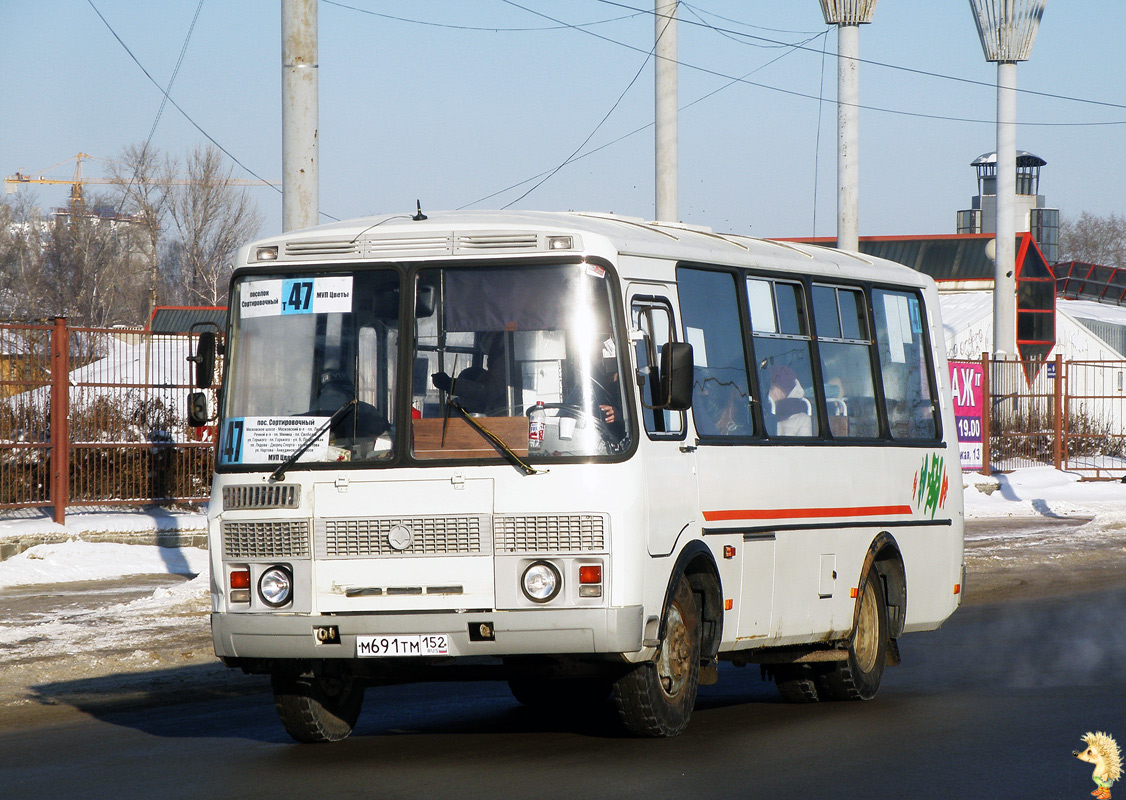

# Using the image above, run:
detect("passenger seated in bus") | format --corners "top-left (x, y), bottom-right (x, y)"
top-left (766, 364), bottom-right (812, 436)
top-left (694, 371), bottom-right (751, 436)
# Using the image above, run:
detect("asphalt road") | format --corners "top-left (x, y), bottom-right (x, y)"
top-left (2, 517), bottom-right (1124, 798)
top-left (3, 594), bottom-right (1125, 797)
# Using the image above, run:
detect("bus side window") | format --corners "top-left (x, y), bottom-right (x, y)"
top-left (873, 288), bottom-right (939, 440)
top-left (677, 268), bottom-right (754, 438)
top-left (631, 298), bottom-right (685, 436)
top-left (747, 277), bottom-right (818, 438)
top-left (812, 284), bottom-right (879, 439)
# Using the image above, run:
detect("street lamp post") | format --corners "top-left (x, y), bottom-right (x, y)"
top-left (968, 0), bottom-right (1046, 359)
top-left (819, 0), bottom-right (878, 253)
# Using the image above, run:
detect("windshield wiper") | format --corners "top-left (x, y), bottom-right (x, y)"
top-left (435, 386), bottom-right (545, 476)
top-left (269, 399), bottom-right (357, 482)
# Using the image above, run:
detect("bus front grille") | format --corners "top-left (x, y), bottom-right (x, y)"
top-left (222, 484), bottom-right (300, 510)
top-left (319, 516), bottom-right (487, 558)
top-left (222, 519), bottom-right (311, 558)
top-left (494, 514), bottom-right (606, 553)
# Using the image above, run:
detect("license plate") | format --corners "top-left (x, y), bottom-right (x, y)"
top-left (356, 634), bottom-right (450, 657)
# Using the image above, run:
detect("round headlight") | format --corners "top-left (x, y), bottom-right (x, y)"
top-left (259, 565), bottom-right (293, 608)
top-left (521, 561), bottom-right (561, 603)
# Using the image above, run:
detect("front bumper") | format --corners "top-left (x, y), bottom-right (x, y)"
top-left (212, 605), bottom-right (644, 660)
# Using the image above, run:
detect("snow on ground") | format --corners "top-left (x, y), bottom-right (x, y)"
top-left (0, 540), bottom-right (208, 589)
top-left (963, 466), bottom-right (1126, 523)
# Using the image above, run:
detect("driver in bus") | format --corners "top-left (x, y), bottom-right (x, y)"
top-left (565, 335), bottom-right (626, 447)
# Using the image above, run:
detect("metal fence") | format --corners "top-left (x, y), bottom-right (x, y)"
top-left (1, 319), bottom-right (218, 523)
top-left (952, 354), bottom-right (1126, 478)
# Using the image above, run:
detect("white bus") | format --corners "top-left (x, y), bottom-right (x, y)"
top-left (191, 210), bottom-right (963, 742)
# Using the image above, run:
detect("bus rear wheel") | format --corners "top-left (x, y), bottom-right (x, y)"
top-left (771, 663), bottom-right (822, 703)
top-left (821, 568), bottom-right (888, 701)
top-left (613, 575), bottom-right (701, 737)
top-left (272, 665), bottom-right (365, 743)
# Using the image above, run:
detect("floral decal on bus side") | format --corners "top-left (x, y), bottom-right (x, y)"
top-left (912, 453), bottom-right (949, 519)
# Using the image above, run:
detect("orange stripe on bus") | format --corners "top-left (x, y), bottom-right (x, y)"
top-left (702, 505), bottom-right (913, 522)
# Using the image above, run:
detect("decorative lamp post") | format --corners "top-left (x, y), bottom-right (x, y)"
top-left (968, 0), bottom-right (1046, 358)
top-left (819, 0), bottom-right (878, 253)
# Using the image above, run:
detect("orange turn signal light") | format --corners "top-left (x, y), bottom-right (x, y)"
top-left (230, 569), bottom-right (251, 590)
top-left (578, 565), bottom-right (602, 585)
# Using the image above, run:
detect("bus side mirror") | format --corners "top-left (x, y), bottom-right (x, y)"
top-left (659, 342), bottom-right (693, 411)
top-left (187, 391), bottom-right (210, 426)
top-left (188, 331), bottom-right (216, 389)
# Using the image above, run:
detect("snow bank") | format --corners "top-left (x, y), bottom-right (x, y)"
top-left (963, 466), bottom-right (1126, 520)
top-left (0, 540), bottom-right (208, 589)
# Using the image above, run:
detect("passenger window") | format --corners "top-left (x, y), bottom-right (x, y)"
top-left (631, 298), bottom-right (685, 437)
top-left (747, 277), bottom-right (818, 438)
top-left (813, 284), bottom-right (879, 438)
top-left (872, 288), bottom-right (939, 440)
top-left (677, 268), bottom-right (753, 438)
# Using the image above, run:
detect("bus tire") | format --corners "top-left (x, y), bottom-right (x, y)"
top-left (613, 575), bottom-right (701, 737)
top-left (508, 677), bottom-right (612, 709)
top-left (272, 666), bottom-right (364, 743)
top-left (822, 567), bottom-right (888, 701)
top-left (772, 663), bottom-right (822, 703)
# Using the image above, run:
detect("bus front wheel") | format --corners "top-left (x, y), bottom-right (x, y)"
top-left (613, 575), bottom-right (701, 737)
top-left (271, 665), bottom-right (365, 743)
top-left (821, 567), bottom-right (888, 701)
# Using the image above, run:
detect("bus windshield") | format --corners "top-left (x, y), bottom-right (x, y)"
top-left (411, 262), bottom-right (632, 461)
top-left (218, 261), bottom-right (631, 469)
top-left (220, 268), bottom-right (401, 467)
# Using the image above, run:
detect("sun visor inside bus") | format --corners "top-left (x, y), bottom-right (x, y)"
top-left (443, 267), bottom-right (580, 332)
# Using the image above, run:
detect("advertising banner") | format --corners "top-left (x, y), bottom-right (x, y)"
top-left (948, 362), bottom-right (984, 471)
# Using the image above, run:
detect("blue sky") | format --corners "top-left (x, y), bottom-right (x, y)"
top-left (2, 1), bottom-right (1124, 240)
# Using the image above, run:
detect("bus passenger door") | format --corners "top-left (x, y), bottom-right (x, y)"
top-left (675, 267), bottom-right (776, 640)
top-left (628, 289), bottom-right (698, 557)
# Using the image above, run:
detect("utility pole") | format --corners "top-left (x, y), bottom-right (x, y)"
top-left (654, 1), bottom-right (677, 223)
top-left (282, 0), bottom-right (319, 232)
top-left (969, 0), bottom-right (1046, 359)
top-left (819, 1), bottom-right (878, 253)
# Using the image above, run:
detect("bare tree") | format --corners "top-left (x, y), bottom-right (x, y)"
top-left (109, 144), bottom-right (176, 318)
top-left (0, 194), bottom-right (44, 320)
top-left (165, 145), bottom-right (263, 306)
top-left (0, 191), bottom-right (147, 326)
top-left (1058, 211), bottom-right (1126, 268)
top-left (3, 143), bottom-right (263, 324)
top-left (35, 193), bottom-right (150, 327)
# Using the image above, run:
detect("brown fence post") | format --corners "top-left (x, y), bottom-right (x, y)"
top-left (1053, 353), bottom-right (1063, 471)
top-left (980, 352), bottom-right (991, 476)
top-left (50, 317), bottom-right (70, 525)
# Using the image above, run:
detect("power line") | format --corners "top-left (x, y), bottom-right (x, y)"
top-left (320, 0), bottom-right (645, 31)
top-left (506, 0), bottom-right (1125, 127)
top-left (121, 0), bottom-right (205, 203)
top-left (83, 0), bottom-right (342, 220)
top-left (462, 16), bottom-right (827, 209)
top-left (598, 0), bottom-right (1126, 114)
top-left (498, 5), bottom-right (661, 208)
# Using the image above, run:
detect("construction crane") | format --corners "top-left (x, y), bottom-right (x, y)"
top-left (4, 152), bottom-right (278, 214)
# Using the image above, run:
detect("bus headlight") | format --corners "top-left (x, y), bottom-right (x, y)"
top-left (259, 565), bottom-right (293, 608)
top-left (521, 561), bottom-right (561, 603)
